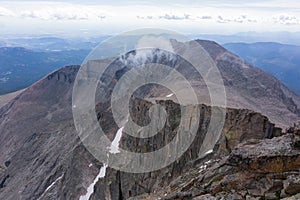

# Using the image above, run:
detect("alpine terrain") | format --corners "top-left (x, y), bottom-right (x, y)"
top-left (0, 39), bottom-right (299, 200)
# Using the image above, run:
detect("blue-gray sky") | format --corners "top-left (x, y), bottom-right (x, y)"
top-left (0, 0), bottom-right (299, 36)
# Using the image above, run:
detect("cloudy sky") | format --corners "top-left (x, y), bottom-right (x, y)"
top-left (0, 0), bottom-right (299, 36)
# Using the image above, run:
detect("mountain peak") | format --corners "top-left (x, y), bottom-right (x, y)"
top-left (0, 38), bottom-right (299, 199)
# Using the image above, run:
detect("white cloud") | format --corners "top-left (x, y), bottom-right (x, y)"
top-left (19, 6), bottom-right (107, 20)
top-left (0, 6), bottom-right (15, 17)
top-left (135, 35), bottom-right (174, 52)
top-left (0, 1), bottom-right (299, 34)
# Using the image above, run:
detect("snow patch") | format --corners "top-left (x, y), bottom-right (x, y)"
top-left (79, 126), bottom-right (125, 200)
top-left (79, 164), bottom-right (108, 200)
top-left (199, 163), bottom-right (208, 173)
top-left (109, 127), bottom-right (124, 154)
top-left (205, 160), bottom-right (212, 165)
top-left (204, 149), bottom-right (213, 155)
top-left (199, 160), bottom-right (213, 173)
top-left (242, 64), bottom-right (249, 69)
top-left (166, 93), bottom-right (174, 98)
top-left (99, 164), bottom-right (107, 178)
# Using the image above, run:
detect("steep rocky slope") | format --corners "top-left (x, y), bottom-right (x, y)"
top-left (0, 89), bottom-right (24, 108)
top-left (89, 39), bottom-right (300, 128)
top-left (0, 39), bottom-right (299, 200)
top-left (224, 42), bottom-right (300, 95)
top-left (0, 66), bottom-right (94, 200)
top-left (195, 40), bottom-right (300, 128)
top-left (127, 131), bottom-right (300, 200)
top-left (0, 72), bottom-right (282, 199)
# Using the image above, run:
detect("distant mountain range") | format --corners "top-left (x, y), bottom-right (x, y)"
top-left (193, 32), bottom-right (300, 46)
top-left (0, 36), bottom-right (109, 95)
top-left (0, 36), bottom-right (108, 51)
top-left (1, 35), bottom-right (299, 97)
top-left (0, 47), bottom-right (90, 95)
top-left (224, 42), bottom-right (300, 95)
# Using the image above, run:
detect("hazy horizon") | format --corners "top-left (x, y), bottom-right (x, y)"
top-left (0, 0), bottom-right (299, 36)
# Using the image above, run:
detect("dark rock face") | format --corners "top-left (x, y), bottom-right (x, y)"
top-left (228, 135), bottom-right (300, 173)
top-left (0, 39), bottom-right (300, 200)
top-left (131, 133), bottom-right (300, 200)
top-left (91, 98), bottom-right (283, 200)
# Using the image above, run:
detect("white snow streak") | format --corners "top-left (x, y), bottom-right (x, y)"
top-left (79, 127), bottom-right (124, 200)
top-left (37, 175), bottom-right (63, 200)
top-left (166, 93), bottom-right (174, 98)
top-left (45, 175), bottom-right (63, 193)
top-left (204, 149), bottom-right (213, 155)
top-left (79, 164), bottom-right (108, 200)
top-left (109, 127), bottom-right (124, 154)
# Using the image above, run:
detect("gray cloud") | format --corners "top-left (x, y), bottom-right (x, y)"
top-left (217, 15), bottom-right (257, 24)
top-left (136, 15), bottom-right (153, 20)
top-left (159, 13), bottom-right (190, 20)
top-left (217, 15), bottom-right (231, 23)
top-left (137, 13), bottom-right (191, 20)
top-left (247, 19), bottom-right (257, 23)
top-left (198, 15), bottom-right (213, 20)
top-left (273, 14), bottom-right (299, 25)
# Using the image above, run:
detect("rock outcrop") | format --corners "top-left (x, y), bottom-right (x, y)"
top-left (128, 133), bottom-right (300, 200)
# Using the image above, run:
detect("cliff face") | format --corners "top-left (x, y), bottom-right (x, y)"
top-left (129, 132), bottom-right (300, 200)
top-left (90, 97), bottom-right (283, 200)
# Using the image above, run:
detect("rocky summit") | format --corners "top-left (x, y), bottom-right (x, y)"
top-left (0, 40), bottom-right (299, 200)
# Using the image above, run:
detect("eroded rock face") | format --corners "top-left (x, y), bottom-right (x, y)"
top-left (91, 98), bottom-right (283, 200)
top-left (287, 121), bottom-right (300, 136)
top-left (132, 134), bottom-right (300, 200)
top-left (228, 135), bottom-right (300, 173)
